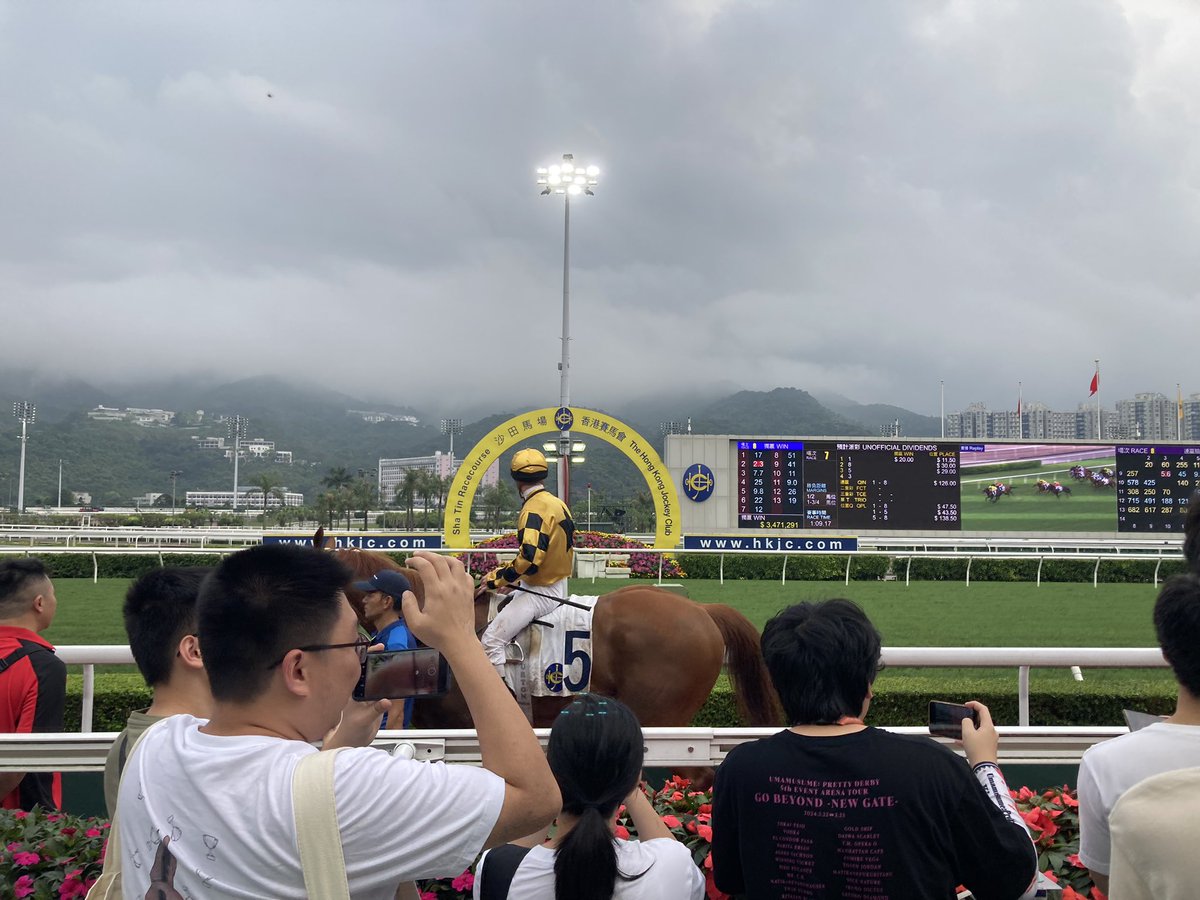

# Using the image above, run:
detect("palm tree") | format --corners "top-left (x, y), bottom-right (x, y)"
top-left (480, 482), bottom-right (513, 532)
top-left (417, 470), bottom-right (438, 528)
top-left (350, 478), bottom-right (377, 531)
top-left (247, 473), bottom-right (285, 520)
top-left (321, 467), bottom-right (354, 491)
top-left (395, 469), bottom-right (422, 530)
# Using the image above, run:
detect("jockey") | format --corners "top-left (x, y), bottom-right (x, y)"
top-left (478, 448), bottom-right (576, 682)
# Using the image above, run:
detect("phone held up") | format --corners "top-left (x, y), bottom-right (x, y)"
top-left (354, 647), bottom-right (452, 702)
top-left (928, 701), bottom-right (979, 741)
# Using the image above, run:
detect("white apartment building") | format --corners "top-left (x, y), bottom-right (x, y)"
top-left (378, 451), bottom-right (499, 500)
top-left (185, 488), bottom-right (305, 509)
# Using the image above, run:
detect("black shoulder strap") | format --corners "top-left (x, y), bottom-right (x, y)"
top-left (0, 646), bottom-right (33, 674)
top-left (480, 844), bottom-right (534, 900)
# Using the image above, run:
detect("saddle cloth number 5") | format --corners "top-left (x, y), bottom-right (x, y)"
top-left (564, 629), bottom-right (592, 692)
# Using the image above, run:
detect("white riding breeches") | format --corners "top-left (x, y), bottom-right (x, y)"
top-left (482, 579), bottom-right (567, 668)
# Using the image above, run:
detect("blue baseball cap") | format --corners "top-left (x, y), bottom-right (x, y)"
top-left (351, 570), bottom-right (413, 600)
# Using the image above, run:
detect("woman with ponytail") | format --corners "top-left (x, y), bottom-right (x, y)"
top-left (473, 694), bottom-right (704, 900)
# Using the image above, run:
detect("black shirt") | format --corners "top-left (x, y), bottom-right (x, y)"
top-left (711, 727), bottom-right (1036, 899)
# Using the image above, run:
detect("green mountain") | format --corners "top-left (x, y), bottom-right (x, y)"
top-left (0, 374), bottom-right (942, 510)
top-left (812, 391), bottom-right (942, 437)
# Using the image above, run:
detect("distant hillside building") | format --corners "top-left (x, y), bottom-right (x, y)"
top-left (378, 451), bottom-right (499, 500)
top-left (349, 409), bottom-right (420, 425)
top-left (88, 405), bottom-right (175, 426)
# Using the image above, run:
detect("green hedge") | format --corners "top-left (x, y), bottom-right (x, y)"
top-left (675, 553), bottom-right (891, 581)
top-left (71, 675), bottom-right (1177, 731)
top-left (65, 675), bottom-right (152, 732)
top-left (691, 682), bottom-right (1177, 728)
top-left (0, 554), bottom-right (229, 580)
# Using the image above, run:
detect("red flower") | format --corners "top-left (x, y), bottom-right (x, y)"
top-left (662, 815), bottom-right (681, 829)
top-left (85, 828), bottom-right (102, 838)
top-left (13, 875), bottom-right (35, 898)
top-left (13, 851), bottom-right (41, 866)
top-left (697, 824), bottom-right (713, 842)
top-left (615, 824), bottom-right (630, 840)
top-left (451, 870), bottom-right (474, 892)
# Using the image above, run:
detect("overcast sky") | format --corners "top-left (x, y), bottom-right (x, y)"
top-left (2, 0), bottom-right (1199, 417)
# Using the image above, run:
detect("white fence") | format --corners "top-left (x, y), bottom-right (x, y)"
top-left (0, 530), bottom-right (1189, 588)
top-left (0, 725), bottom-right (1132, 773)
top-left (56, 645), bottom-right (1168, 733)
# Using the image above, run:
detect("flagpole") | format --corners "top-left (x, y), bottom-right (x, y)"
top-left (940, 380), bottom-right (945, 439)
top-left (1094, 359), bottom-right (1100, 440)
top-left (1018, 381), bottom-right (1023, 439)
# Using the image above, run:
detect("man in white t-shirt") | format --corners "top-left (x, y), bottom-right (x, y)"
top-left (116, 546), bottom-right (560, 899)
top-left (1077, 568), bottom-right (1200, 893)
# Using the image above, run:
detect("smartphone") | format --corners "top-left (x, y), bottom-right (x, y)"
top-left (928, 701), bottom-right (979, 740)
top-left (354, 647), bottom-right (451, 701)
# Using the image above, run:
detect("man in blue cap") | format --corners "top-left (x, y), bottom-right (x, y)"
top-left (352, 569), bottom-right (417, 728)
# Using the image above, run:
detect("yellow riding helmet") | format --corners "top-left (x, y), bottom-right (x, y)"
top-left (511, 448), bottom-right (549, 483)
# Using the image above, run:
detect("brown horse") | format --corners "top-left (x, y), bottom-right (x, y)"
top-left (332, 545), bottom-right (781, 731)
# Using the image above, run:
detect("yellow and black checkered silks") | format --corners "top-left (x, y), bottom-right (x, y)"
top-left (483, 486), bottom-right (575, 588)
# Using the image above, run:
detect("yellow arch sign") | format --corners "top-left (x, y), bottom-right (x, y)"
top-left (443, 407), bottom-right (681, 549)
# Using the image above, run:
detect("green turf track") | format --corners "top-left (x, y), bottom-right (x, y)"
top-left (47, 577), bottom-right (1175, 694)
top-left (959, 455), bottom-right (1117, 531)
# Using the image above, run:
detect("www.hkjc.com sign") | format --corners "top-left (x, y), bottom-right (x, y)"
top-left (263, 534), bottom-right (444, 550)
top-left (682, 535), bottom-right (859, 552)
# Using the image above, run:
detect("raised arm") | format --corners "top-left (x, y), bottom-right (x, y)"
top-left (402, 552), bottom-right (560, 846)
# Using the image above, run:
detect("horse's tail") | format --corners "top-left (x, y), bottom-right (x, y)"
top-left (703, 604), bottom-right (782, 726)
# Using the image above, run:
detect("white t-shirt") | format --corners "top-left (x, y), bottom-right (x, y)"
top-left (473, 838), bottom-right (705, 900)
top-left (117, 715), bottom-right (505, 899)
top-left (1077, 721), bottom-right (1200, 876)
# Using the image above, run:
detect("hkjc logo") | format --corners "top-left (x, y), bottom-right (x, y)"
top-left (683, 463), bottom-right (716, 502)
top-left (554, 407), bottom-right (574, 430)
top-left (543, 663), bottom-right (565, 692)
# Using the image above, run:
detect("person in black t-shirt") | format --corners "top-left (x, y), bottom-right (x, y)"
top-left (711, 599), bottom-right (1038, 900)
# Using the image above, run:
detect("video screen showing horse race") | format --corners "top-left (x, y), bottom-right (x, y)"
top-left (726, 438), bottom-right (1200, 534)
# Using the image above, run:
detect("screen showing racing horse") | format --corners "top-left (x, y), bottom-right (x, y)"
top-left (734, 440), bottom-right (1199, 533)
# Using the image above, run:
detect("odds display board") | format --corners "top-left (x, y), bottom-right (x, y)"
top-left (670, 437), bottom-right (1199, 535)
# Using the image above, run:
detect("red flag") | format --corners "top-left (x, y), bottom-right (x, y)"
top-left (1089, 372), bottom-right (1099, 396)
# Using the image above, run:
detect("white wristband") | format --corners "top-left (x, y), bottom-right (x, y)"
top-left (972, 762), bottom-right (1030, 836)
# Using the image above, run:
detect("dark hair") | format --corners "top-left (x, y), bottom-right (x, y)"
top-left (0, 558), bottom-right (50, 618)
top-left (123, 567), bottom-right (212, 687)
top-left (548, 695), bottom-right (647, 900)
top-left (1184, 489), bottom-right (1200, 574)
top-left (1154, 572), bottom-right (1200, 697)
top-left (198, 544), bottom-right (352, 703)
top-left (761, 599), bottom-right (882, 725)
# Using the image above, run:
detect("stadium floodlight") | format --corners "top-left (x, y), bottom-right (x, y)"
top-left (536, 153), bottom-right (600, 504)
top-left (226, 415), bottom-right (249, 510)
top-left (440, 418), bottom-right (464, 468)
top-left (12, 402), bottom-right (35, 514)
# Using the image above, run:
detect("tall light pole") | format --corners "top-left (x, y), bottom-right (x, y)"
top-left (440, 418), bottom-right (463, 468)
top-left (12, 402), bottom-right (35, 514)
top-left (537, 153), bottom-right (599, 503)
top-left (169, 470), bottom-right (183, 515)
top-left (57, 459), bottom-right (64, 508)
top-left (227, 415), bottom-right (248, 510)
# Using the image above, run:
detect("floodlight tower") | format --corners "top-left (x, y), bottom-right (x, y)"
top-left (536, 153), bottom-right (599, 503)
top-left (227, 415), bottom-right (248, 510)
top-left (440, 418), bottom-right (463, 469)
top-left (12, 402), bottom-right (35, 514)
top-left (169, 470), bottom-right (183, 515)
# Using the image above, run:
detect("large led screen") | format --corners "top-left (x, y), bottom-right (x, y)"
top-left (734, 440), bottom-right (1198, 533)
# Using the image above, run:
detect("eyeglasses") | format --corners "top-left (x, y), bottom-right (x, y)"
top-left (268, 635), bottom-right (371, 669)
